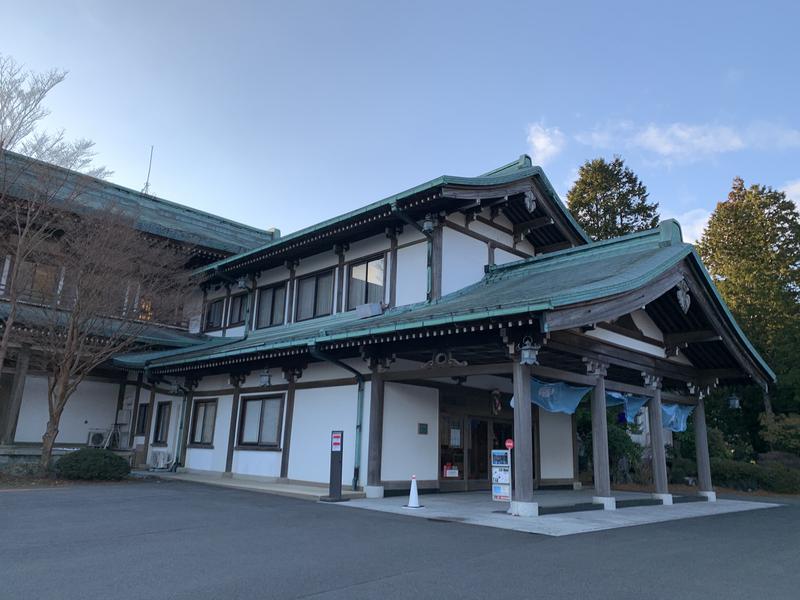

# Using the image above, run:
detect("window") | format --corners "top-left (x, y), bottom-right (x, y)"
top-left (190, 399), bottom-right (217, 446)
top-left (153, 402), bottom-right (171, 445)
top-left (134, 404), bottom-right (149, 436)
top-left (205, 298), bottom-right (225, 329)
top-left (228, 294), bottom-right (248, 326)
top-left (347, 256), bottom-right (385, 310)
top-left (255, 284), bottom-right (286, 329)
top-left (238, 396), bottom-right (283, 447)
top-left (295, 270), bottom-right (334, 321)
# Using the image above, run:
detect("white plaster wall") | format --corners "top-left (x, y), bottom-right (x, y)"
top-left (288, 384), bottom-right (361, 485)
top-left (441, 228), bottom-right (488, 296)
top-left (381, 383), bottom-right (439, 481)
top-left (185, 395), bottom-right (233, 472)
top-left (584, 328), bottom-right (666, 358)
top-left (255, 265), bottom-right (289, 287)
top-left (495, 248), bottom-right (523, 265)
top-left (631, 309), bottom-right (664, 341)
top-left (15, 376), bottom-right (119, 444)
top-left (516, 239), bottom-right (536, 256)
top-left (395, 242), bottom-right (427, 306)
top-left (345, 233), bottom-right (390, 262)
top-left (295, 252), bottom-right (337, 277)
top-left (538, 410), bottom-right (574, 480)
top-left (469, 219), bottom-right (514, 247)
top-left (232, 448), bottom-right (283, 477)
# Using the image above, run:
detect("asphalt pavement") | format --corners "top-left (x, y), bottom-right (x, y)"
top-left (1, 480), bottom-right (797, 599)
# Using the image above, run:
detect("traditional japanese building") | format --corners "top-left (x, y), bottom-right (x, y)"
top-left (104, 154), bottom-right (773, 512)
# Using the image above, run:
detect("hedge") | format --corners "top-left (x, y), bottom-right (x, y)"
top-left (710, 457), bottom-right (800, 494)
top-left (55, 448), bottom-right (131, 481)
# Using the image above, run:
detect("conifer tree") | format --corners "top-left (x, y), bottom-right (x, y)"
top-left (567, 156), bottom-right (658, 240)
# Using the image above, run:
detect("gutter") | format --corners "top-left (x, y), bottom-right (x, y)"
top-left (308, 345), bottom-right (365, 491)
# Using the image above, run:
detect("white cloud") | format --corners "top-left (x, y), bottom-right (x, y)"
top-left (526, 122), bottom-right (565, 165)
top-left (783, 179), bottom-right (800, 204)
top-left (574, 120), bottom-right (800, 163)
top-left (662, 208), bottom-right (711, 244)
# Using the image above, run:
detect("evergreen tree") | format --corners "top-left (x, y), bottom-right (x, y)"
top-left (697, 178), bottom-right (800, 416)
top-left (567, 156), bottom-right (659, 240)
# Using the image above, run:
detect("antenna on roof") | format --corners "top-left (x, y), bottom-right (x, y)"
top-left (142, 145), bottom-right (154, 194)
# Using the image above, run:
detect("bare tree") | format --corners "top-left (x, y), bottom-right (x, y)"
top-left (17, 207), bottom-right (189, 467)
top-left (0, 53), bottom-right (110, 384)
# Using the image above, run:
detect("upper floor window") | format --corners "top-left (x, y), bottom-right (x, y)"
top-left (205, 298), bottom-right (225, 330)
top-left (255, 284), bottom-right (286, 329)
top-left (295, 269), bottom-right (334, 321)
top-left (228, 294), bottom-right (248, 327)
top-left (347, 256), bottom-right (385, 310)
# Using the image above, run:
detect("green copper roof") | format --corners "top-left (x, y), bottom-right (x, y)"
top-left (116, 219), bottom-right (774, 383)
top-left (2, 151), bottom-right (277, 255)
top-left (195, 155), bottom-right (590, 275)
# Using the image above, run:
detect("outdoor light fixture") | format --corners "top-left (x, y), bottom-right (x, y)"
top-left (518, 336), bottom-right (538, 366)
top-left (236, 276), bottom-right (248, 289)
top-left (422, 213), bottom-right (435, 234)
top-left (728, 392), bottom-right (741, 410)
top-left (259, 369), bottom-right (271, 388)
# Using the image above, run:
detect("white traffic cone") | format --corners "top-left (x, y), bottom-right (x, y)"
top-left (404, 475), bottom-right (423, 509)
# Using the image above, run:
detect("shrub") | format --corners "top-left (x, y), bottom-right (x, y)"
top-left (710, 457), bottom-right (800, 494)
top-left (55, 448), bottom-right (130, 481)
top-left (760, 413), bottom-right (800, 456)
top-left (669, 457), bottom-right (697, 484)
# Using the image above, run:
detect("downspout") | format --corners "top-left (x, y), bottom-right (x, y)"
top-left (308, 345), bottom-right (365, 491)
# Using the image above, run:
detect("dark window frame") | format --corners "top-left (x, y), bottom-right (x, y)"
top-left (134, 404), bottom-right (149, 436)
top-left (204, 297), bottom-right (225, 331)
top-left (346, 253), bottom-right (387, 311)
top-left (227, 293), bottom-right (248, 327)
top-left (294, 268), bottom-right (335, 322)
top-left (189, 398), bottom-right (218, 448)
top-left (236, 394), bottom-right (285, 450)
top-left (152, 402), bottom-right (171, 446)
top-left (254, 282), bottom-right (287, 329)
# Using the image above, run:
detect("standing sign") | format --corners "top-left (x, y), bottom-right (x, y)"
top-left (491, 449), bottom-right (512, 502)
top-left (321, 430), bottom-right (347, 503)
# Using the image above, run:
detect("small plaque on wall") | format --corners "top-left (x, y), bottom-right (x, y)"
top-left (418, 423), bottom-right (428, 435)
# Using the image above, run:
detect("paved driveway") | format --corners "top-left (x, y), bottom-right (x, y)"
top-left (1, 480), bottom-right (797, 599)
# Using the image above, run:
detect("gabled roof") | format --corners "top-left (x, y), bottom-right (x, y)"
top-left (195, 155), bottom-right (591, 277)
top-left (1, 151), bottom-right (278, 255)
top-left (116, 220), bottom-right (774, 385)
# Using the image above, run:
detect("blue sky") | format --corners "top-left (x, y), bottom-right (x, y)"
top-left (4, 1), bottom-right (799, 241)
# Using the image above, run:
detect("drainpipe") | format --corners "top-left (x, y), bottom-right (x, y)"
top-left (308, 345), bottom-right (365, 491)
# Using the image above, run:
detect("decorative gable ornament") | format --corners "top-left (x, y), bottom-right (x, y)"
top-left (676, 280), bottom-right (691, 313)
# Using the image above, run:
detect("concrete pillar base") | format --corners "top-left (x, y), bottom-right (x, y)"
top-left (222, 472), bottom-right (233, 479)
top-left (592, 496), bottom-right (617, 510)
top-left (652, 493), bottom-right (673, 505)
top-left (698, 491), bottom-right (717, 502)
top-left (509, 501), bottom-right (539, 517)
top-left (365, 485), bottom-right (384, 499)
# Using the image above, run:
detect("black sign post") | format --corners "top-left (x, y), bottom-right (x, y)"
top-left (320, 430), bottom-right (348, 502)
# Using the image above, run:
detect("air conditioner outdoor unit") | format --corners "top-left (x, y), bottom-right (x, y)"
top-left (150, 450), bottom-right (172, 470)
top-left (87, 429), bottom-right (107, 447)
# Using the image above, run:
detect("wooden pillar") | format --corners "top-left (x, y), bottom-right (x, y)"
top-left (366, 369), bottom-right (385, 497)
top-left (178, 389), bottom-right (193, 467)
top-left (587, 360), bottom-right (614, 509)
top-left (127, 373), bottom-right (144, 449)
top-left (427, 222), bottom-right (443, 301)
top-left (645, 374), bottom-right (671, 504)
top-left (142, 387), bottom-right (157, 463)
top-left (1, 347), bottom-right (30, 445)
top-left (225, 376), bottom-right (245, 476)
top-left (280, 368), bottom-right (300, 479)
top-left (694, 396), bottom-right (716, 501)
top-left (388, 229), bottom-right (398, 308)
top-left (511, 360), bottom-right (537, 516)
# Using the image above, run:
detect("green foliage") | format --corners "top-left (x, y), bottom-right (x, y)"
top-left (673, 425), bottom-right (730, 461)
top-left (669, 457), bottom-right (697, 484)
top-left (760, 413), bottom-right (800, 456)
top-left (576, 405), bottom-right (642, 483)
top-left (697, 177), bottom-right (800, 419)
top-left (54, 448), bottom-right (130, 481)
top-left (567, 156), bottom-right (659, 240)
top-left (710, 457), bottom-right (800, 494)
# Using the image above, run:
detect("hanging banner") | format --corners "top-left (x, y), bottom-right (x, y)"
top-left (510, 378), bottom-right (592, 415)
top-left (661, 403), bottom-right (695, 432)
top-left (606, 391), bottom-right (650, 424)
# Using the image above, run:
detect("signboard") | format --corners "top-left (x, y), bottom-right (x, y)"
top-left (505, 438), bottom-right (514, 450)
top-left (491, 449), bottom-right (512, 502)
top-left (331, 430), bottom-right (343, 453)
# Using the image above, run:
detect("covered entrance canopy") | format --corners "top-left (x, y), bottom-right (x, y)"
top-left (116, 220), bottom-right (774, 514)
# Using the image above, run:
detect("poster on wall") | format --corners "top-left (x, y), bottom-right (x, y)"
top-left (491, 449), bottom-right (511, 502)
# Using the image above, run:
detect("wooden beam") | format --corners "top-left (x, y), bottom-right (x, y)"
top-left (382, 362), bottom-right (513, 382)
top-left (513, 216), bottom-right (554, 237)
top-left (664, 330), bottom-right (722, 346)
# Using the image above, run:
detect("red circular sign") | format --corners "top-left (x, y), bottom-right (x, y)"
top-left (505, 439), bottom-right (514, 450)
